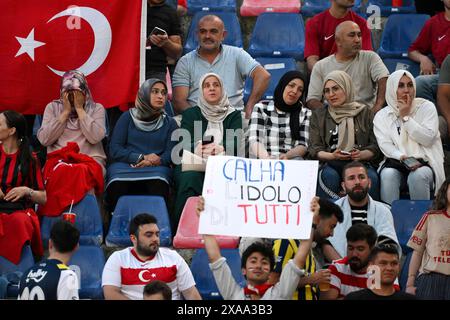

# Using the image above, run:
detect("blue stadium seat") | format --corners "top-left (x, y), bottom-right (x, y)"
top-left (191, 248), bottom-right (245, 300)
top-left (247, 13), bottom-right (305, 60)
top-left (68, 245), bottom-right (105, 299)
top-left (105, 195), bottom-right (171, 247)
top-left (40, 194), bottom-right (103, 247)
top-left (243, 57), bottom-right (297, 103)
top-left (187, 0), bottom-right (236, 15)
top-left (301, 0), bottom-right (362, 17)
top-left (366, 0), bottom-right (416, 16)
top-left (383, 58), bottom-right (421, 78)
top-left (0, 245), bottom-right (34, 275)
top-left (378, 14), bottom-right (429, 58)
top-left (183, 11), bottom-right (243, 54)
top-left (399, 250), bottom-right (413, 291)
top-left (391, 200), bottom-right (432, 254)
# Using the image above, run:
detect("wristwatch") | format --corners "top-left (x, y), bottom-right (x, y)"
top-left (297, 268), bottom-right (308, 277)
top-left (402, 116), bottom-right (410, 122)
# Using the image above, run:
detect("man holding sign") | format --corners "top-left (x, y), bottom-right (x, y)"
top-left (196, 197), bottom-right (321, 300)
top-left (199, 156), bottom-right (319, 240)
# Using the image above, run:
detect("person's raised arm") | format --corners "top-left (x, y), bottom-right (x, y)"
top-left (196, 196), bottom-right (222, 263)
top-left (292, 197), bottom-right (321, 269)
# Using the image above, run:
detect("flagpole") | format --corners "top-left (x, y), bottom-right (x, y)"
top-left (139, 0), bottom-right (147, 86)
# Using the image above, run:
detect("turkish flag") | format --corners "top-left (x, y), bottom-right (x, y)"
top-left (0, 0), bottom-right (145, 114)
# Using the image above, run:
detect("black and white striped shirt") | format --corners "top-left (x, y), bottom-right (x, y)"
top-left (248, 101), bottom-right (311, 156)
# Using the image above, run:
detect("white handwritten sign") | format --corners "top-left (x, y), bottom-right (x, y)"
top-left (199, 156), bottom-right (319, 239)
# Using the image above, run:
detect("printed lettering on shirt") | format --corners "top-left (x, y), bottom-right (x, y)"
top-left (411, 235), bottom-right (423, 246)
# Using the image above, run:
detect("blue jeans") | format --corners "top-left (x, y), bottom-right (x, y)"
top-left (317, 164), bottom-right (380, 201)
top-left (415, 74), bottom-right (439, 105)
top-left (379, 166), bottom-right (434, 205)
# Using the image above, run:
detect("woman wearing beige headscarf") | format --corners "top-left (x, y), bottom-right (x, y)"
top-left (173, 73), bottom-right (243, 229)
top-left (374, 70), bottom-right (445, 205)
top-left (309, 70), bottom-right (380, 200)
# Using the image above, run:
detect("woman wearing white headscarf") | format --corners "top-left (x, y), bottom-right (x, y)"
top-left (173, 73), bottom-right (243, 228)
top-left (374, 70), bottom-right (445, 205)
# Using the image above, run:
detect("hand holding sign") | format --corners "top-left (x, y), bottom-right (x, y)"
top-left (199, 156), bottom-right (319, 240)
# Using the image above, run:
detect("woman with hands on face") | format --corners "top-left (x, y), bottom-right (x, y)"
top-left (106, 78), bottom-right (178, 212)
top-left (37, 70), bottom-right (107, 172)
top-left (373, 70), bottom-right (445, 205)
top-left (308, 70), bottom-right (380, 201)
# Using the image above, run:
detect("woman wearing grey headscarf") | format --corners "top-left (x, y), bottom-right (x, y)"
top-left (374, 70), bottom-right (444, 205)
top-left (173, 73), bottom-right (243, 229)
top-left (106, 78), bottom-right (178, 212)
top-left (309, 70), bottom-right (380, 200)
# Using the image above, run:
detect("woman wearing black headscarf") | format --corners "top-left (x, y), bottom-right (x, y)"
top-left (248, 70), bottom-right (311, 160)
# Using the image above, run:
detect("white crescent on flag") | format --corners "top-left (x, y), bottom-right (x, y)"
top-left (46, 6), bottom-right (112, 76)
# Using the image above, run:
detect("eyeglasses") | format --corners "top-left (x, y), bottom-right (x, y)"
top-left (323, 85), bottom-right (342, 95)
top-left (151, 88), bottom-right (167, 96)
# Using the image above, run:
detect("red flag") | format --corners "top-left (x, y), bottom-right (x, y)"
top-left (0, 0), bottom-right (145, 114)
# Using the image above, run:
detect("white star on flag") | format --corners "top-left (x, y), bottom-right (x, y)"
top-left (15, 28), bottom-right (46, 61)
top-left (151, 273), bottom-right (156, 278)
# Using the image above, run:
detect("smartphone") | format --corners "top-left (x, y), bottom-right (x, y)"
top-left (340, 150), bottom-right (351, 155)
top-left (202, 135), bottom-right (214, 145)
top-left (150, 26), bottom-right (167, 37)
top-left (401, 157), bottom-right (422, 170)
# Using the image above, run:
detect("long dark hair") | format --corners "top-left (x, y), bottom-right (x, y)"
top-left (1, 110), bottom-right (35, 184)
top-left (432, 179), bottom-right (450, 210)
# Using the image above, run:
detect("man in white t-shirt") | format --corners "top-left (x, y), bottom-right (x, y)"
top-left (306, 21), bottom-right (389, 113)
top-left (102, 213), bottom-right (201, 300)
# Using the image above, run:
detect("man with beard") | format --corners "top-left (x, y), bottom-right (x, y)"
top-left (270, 198), bottom-right (344, 300)
top-left (196, 197), bottom-right (321, 300)
top-left (325, 161), bottom-right (400, 261)
top-left (102, 214), bottom-right (201, 300)
top-left (321, 224), bottom-right (400, 299)
top-left (306, 21), bottom-right (388, 113)
top-left (345, 244), bottom-right (416, 300)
